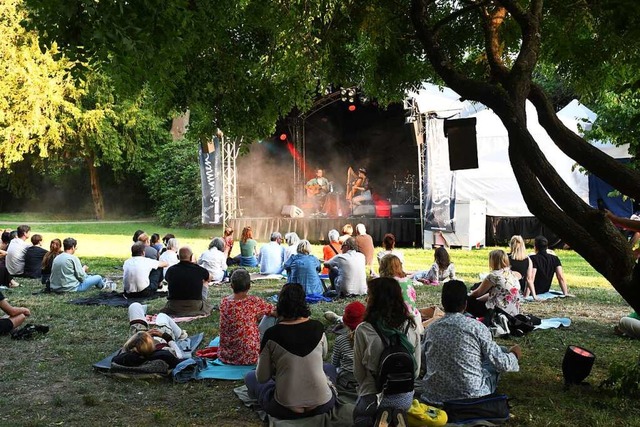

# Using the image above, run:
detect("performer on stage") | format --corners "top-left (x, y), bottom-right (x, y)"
top-left (305, 169), bottom-right (330, 214)
top-left (348, 168), bottom-right (371, 207)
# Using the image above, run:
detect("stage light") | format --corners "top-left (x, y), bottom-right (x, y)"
top-left (562, 345), bottom-right (596, 385)
top-left (348, 105), bottom-right (356, 112)
top-left (347, 88), bottom-right (355, 97)
top-left (279, 133), bottom-right (287, 141)
top-left (348, 97), bottom-right (354, 103)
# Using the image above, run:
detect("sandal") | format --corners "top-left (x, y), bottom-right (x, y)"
top-left (374, 407), bottom-right (391, 427)
top-left (393, 408), bottom-right (408, 427)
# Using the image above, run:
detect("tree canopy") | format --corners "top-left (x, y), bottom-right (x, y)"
top-left (20, 0), bottom-right (640, 310)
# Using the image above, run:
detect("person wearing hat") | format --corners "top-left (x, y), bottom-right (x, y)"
top-left (350, 168), bottom-right (372, 207)
top-left (331, 301), bottom-right (366, 392)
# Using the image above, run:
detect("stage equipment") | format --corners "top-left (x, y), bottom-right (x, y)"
top-left (562, 345), bottom-right (596, 385)
top-left (444, 118), bottom-right (478, 171)
top-left (281, 205), bottom-right (304, 218)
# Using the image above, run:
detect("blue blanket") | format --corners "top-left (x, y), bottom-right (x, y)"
top-left (535, 318), bottom-right (571, 330)
top-left (195, 338), bottom-right (256, 380)
top-left (524, 290), bottom-right (567, 302)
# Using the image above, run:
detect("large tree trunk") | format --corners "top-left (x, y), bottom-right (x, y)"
top-left (411, 0), bottom-right (640, 312)
top-left (86, 157), bottom-right (105, 220)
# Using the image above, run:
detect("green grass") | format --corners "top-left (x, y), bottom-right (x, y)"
top-left (1, 219), bottom-right (639, 426)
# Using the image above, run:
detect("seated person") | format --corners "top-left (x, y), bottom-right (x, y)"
top-left (40, 238), bottom-right (62, 288)
top-left (6, 225), bottom-right (31, 277)
top-left (354, 224), bottom-right (375, 275)
top-left (150, 233), bottom-right (163, 253)
top-left (112, 302), bottom-right (187, 369)
top-left (413, 246), bottom-right (456, 285)
top-left (284, 240), bottom-right (324, 296)
top-left (422, 280), bottom-right (521, 405)
top-left (284, 232), bottom-right (300, 264)
top-left (339, 224), bottom-right (353, 244)
top-left (160, 246), bottom-right (212, 316)
top-left (123, 242), bottom-right (169, 298)
top-left (50, 237), bottom-right (107, 292)
top-left (159, 238), bottom-right (179, 278)
top-left (331, 301), bottom-right (365, 392)
top-left (23, 234), bottom-right (47, 279)
top-left (468, 250), bottom-right (521, 318)
top-left (258, 232), bottom-right (285, 274)
top-left (138, 232), bottom-right (162, 288)
top-left (235, 226), bottom-right (258, 267)
top-left (0, 290), bottom-right (30, 335)
top-left (615, 311), bottom-right (640, 339)
top-left (218, 269), bottom-right (275, 365)
top-left (322, 229), bottom-right (341, 275)
top-left (530, 235), bottom-right (572, 296)
top-left (324, 237), bottom-right (367, 297)
top-left (198, 237), bottom-right (227, 282)
top-left (245, 284), bottom-right (337, 420)
top-left (376, 233), bottom-right (405, 268)
top-left (222, 227), bottom-right (234, 261)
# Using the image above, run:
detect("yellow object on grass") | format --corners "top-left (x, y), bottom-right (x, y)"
top-left (407, 399), bottom-right (448, 427)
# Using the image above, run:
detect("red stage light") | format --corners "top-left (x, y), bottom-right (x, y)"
top-left (348, 105), bottom-right (356, 112)
top-left (279, 133), bottom-right (287, 141)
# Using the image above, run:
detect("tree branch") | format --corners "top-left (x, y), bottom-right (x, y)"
top-left (529, 82), bottom-right (640, 200)
top-left (431, 1), bottom-right (489, 35)
top-left (481, 5), bottom-right (510, 80)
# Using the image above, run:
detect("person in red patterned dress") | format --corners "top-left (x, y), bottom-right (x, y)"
top-left (218, 268), bottom-right (276, 365)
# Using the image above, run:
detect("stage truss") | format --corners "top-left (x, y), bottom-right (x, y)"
top-left (222, 136), bottom-right (240, 226)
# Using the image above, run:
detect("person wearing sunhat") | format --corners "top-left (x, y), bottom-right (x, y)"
top-left (330, 301), bottom-right (366, 392)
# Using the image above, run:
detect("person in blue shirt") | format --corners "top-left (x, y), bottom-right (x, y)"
top-left (284, 240), bottom-right (324, 295)
top-left (258, 232), bottom-right (285, 274)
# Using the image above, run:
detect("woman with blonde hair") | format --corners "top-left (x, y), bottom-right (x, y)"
top-left (508, 235), bottom-right (536, 299)
top-left (284, 240), bottom-right (323, 295)
top-left (468, 250), bottom-right (521, 318)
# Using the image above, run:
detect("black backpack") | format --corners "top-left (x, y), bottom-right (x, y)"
top-left (372, 322), bottom-right (415, 395)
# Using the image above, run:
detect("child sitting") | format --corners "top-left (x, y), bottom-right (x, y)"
top-left (331, 301), bottom-right (365, 392)
top-left (413, 246), bottom-right (456, 285)
top-left (218, 268), bottom-right (276, 365)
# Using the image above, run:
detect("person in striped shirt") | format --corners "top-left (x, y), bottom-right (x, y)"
top-left (331, 301), bottom-right (366, 391)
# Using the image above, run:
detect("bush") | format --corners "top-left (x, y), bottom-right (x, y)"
top-left (144, 137), bottom-right (201, 226)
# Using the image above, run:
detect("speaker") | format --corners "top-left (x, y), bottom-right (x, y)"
top-left (352, 205), bottom-right (376, 217)
top-left (444, 118), bottom-right (478, 171)
top-left (281, 205), bottom-right (304, 218)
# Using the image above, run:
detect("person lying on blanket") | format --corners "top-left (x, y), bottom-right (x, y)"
top-left (111, 302), bottom-right (188, 369)
top-left (218, 269), bottom-right (276, 365)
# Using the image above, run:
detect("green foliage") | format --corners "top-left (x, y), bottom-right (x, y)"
top-left (143, 137), bottom-right (202, 227)
top-left (601, 358), bottom-right (640, 397)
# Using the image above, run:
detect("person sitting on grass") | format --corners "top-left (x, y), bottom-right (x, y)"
top-left (422, 280), bottom-right (520, 405)
top-left (5, 225), bottom-right (31, 278)
top-left (50, 237), bottom-right (107, 292)
top-left (529, 235), bottom-right (572, 297)
top-left (0, 290), bottom-right (30, 335)
top-left (324, 237), bottom-right (367, 297)
top-left (123, 242), bottom-right (169, 298)
top-left (198, 237), bottom-right (227, 282)
top-left (158, 238), bottom-right (179, 278)
top-left (23, 234), bottom-right (47, 279)
top-left (284, 232), bottom-right (300, 264)
top-left (235, 226), bottom-right (258, 267)
top-left (218, 269), bottom-right (276, 365)
top-left (376, 233), bottom-right (404, 269)
top-left (379, 254), bottom-right (423, 334)
top-left (160, 246), bottom-right (213, 317)
top-left (322, 229), bottom-right (341, 275)
top-left (258, 232), bottom-right (285, 275)
top-left (41, 238), bottom-right (62, 289)
top-left (112, 302), bottom-right (187, 369)
top-left (0, 230), bottom-right (20, 288)
top-left (331, 301), bottom-right (366, 393)
top-left (284, 240), bottom-right (324, 296)
top-left (245, 283), bottom-right (337, 420)
top-left (413, 246), bottom-right (456, 285)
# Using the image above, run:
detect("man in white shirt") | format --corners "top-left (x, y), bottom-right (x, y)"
top-left (123, 242), bottom-right (168, 297)
top-left (5, 225), bottom-right (31, 276)
top-left (324, 237), bottom-right (367, 296)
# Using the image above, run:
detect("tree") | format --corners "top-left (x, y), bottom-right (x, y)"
top-left (1, 0), bottom-right (169, 218)
top-left (24, 0), bottom-right (640, 310)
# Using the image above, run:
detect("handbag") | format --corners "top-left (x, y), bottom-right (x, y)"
top-left (442, 393), bottom-right (510, 424)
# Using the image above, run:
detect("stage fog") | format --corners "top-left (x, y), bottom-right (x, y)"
top-left (236, 102), bottom-right (419, 217)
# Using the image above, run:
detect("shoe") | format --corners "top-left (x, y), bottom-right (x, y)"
top-left (374, 408), bottom-right (391, 427)
top-left (324, 311), bottom-right (341, 323)
top-left (129, 322), bottom-right (149, 335)
top-left (178, 330), bottom-right (188, 340)
top-left (9, 280), bottom-right (20, 288)
top-left (393, 409), bottom-right (408, 427)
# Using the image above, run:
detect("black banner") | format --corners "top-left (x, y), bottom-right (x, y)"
top-left (199, 136), bottom-right (223, 225)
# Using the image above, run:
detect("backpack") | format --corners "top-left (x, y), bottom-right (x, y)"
top-left (372, 322), bottom-right (415, 395)
top-left (443, 393), bottom-right (510, 424)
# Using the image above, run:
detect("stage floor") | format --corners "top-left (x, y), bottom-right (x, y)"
top-left (229, 216), bottom-right (420, 247)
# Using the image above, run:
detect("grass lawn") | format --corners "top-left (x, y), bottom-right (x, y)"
top-left (1, 218), bottom-right (639, 426)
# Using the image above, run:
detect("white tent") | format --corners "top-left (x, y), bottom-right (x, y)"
top-left (409, 84), bottom-right (629, 217)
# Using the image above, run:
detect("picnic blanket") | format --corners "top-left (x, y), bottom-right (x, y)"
top-left (234, 385), bottom-right (355, 427)
top-left (269, 294), bottom-right (333, 304)
top-left (69, 291), bottom-right (165, 307)
top-left (535, 317), bottom-right (571, 330)
top-left (524, 290), bottom-right (567, 302)
top-left (146, 313), bottom-right (210, 324)
top-left (92, 333), bottom-right (205, 377)
top-left (185, 337), bottom-right (256, 380)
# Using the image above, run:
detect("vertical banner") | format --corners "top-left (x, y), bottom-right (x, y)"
top-left (199, 136), bottom-right (223, 225)
top-left (423, 118), bottom-right (455, 232)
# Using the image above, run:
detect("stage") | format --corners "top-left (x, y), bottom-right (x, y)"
top-left (229, 216), bottom-right (420, 247)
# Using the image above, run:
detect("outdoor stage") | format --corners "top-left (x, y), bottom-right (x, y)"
top-left (229, 216), bottom-right (420, 246)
